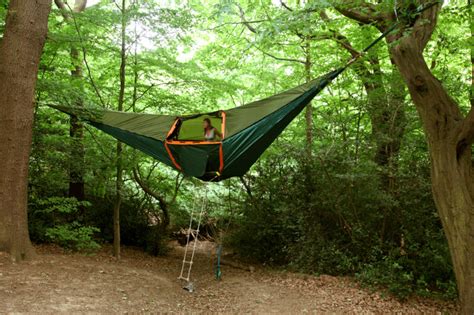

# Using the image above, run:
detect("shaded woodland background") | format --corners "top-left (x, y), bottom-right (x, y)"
top-left (1, 0), bottom-right (471, 302)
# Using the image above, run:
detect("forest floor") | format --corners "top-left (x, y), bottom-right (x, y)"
top-left (0, 242), bottom-right (458, 314)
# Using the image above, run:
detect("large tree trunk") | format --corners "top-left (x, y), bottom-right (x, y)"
top-left (335, 1), bottom-right (473, 312)
top-left (391, 44), bottom-right (474, 315)
top-left (0, 0), bottom-right (51, 261)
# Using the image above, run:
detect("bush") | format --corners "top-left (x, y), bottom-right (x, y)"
top-left (226, 143), bottom-right (456, 299)
top-left (85, 196), bottom-right (170, 256)
top-left (45, 222), bottom-right (101, 252)
top-left (28, 196), bottom-right (101, 252)
top-left (356, 252), bottom-right (457, 300)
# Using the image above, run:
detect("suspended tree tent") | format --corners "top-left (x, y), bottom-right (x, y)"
top-left (51, 68), bottom-right (342, 181)
top-left (49, 2), bottom-right (437, 182)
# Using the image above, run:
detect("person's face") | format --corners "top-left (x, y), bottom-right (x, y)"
top-left (203, 120), bottom-right (210, 128)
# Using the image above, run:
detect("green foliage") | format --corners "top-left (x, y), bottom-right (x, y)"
top-left (0, 0), bottom-right (6, 36)
top-left (356, 253), bottom-right (458, 300)
top-left (226, 142), bottom-right (456, 299)
top-left (19, 0), bottom-right (469, 302)
top-left (45, 223), bottom-right (100, 252)
top-left (85, 195), bottom-right (170, 256)
top-left (28, 197), bottom-right (100, 252)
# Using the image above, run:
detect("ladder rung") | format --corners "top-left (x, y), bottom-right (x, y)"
top-left (178, 185), bottom-right (209, 282)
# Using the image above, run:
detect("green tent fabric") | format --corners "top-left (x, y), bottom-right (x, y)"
top-left (51, 67), bottom-right (344, 181)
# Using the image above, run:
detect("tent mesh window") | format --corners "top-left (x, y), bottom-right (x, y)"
top-left (168, 112), bottom-right (224, 142)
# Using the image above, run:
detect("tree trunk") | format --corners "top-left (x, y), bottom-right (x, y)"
top-left (316, 19), bottom-right (407, 188)
top-left (304, 41), bottom-right (313, 155)
top-left (0, 0), bottom-right (51, 261)
top-left (54, 0), bottom-right (87, 202)
top-left (68, 1), bottom-right (87, 202)
top-left (355, 56), bottom-right (406, 242)
top-left (113, 142), bottom-right (123, 259)
top-left (369, 63), bottom-right (406, 190)
top-left (113, 0), bottom-right (127, 259)
top-left (390, 41), bottom-right (474, 315)
top-left (469, 0), bottom-right (473, 108)
top-left (132, 168), bottom-right (170, 228)
top-left (335, 2), bottom-right (473, 312)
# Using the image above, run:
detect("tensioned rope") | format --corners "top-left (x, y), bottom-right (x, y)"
top-left (343, 1), bottom-right (441, 68)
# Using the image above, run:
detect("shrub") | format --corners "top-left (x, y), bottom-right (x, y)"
top-left (28, 196), bottom-right (101, 252)
top-left (226, 143), bottom-right (456, 300)
top-left (45, 222), bottom-right (101, 252)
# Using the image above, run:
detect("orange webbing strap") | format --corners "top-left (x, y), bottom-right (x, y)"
top-left (164, 141), bottom-right (182, 171)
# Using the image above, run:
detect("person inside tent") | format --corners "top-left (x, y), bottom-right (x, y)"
top-left (203, 118), bottom-right (222, 141)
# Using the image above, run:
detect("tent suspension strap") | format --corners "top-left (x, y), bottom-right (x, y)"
top-left (343, 1), bottom-right (441, 68)
top-left (178, 183), bottom-right (209, 283)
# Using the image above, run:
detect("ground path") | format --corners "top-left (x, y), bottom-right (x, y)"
top-left (0, 242), bottom-right (458, 313)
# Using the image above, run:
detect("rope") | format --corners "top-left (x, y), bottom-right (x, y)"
top-left (178, 173), bottom-right (220, 285)
top-left (178, 182), bottom-right (209, 283)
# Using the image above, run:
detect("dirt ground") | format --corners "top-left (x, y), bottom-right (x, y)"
top-left (0, 242), bottom-right (458, 314)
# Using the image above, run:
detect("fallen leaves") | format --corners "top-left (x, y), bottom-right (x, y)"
top-left (0, 243), bottom-right (459, 314)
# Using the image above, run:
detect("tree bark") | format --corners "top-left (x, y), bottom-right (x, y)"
top-left (113, 0), bottom-right (127, 259)
top-left (304, 41), bottom-right (313, 155)
top-left (0, 0), bottom-right (51, 261)
top-left (391, 40), bottom-right (474, 315)
top-left (132, 168), bottom-right (170, 228)
top-left (113, 142), bottom-right (123, 259)
top-left (336, 2), bottom-right (474, 312)
top-left (470, 0), bottom-right (473, 108)
top-left (69, 1), bottom-right (87, 202)
top-left (54, 0), bottom-right (88, 203)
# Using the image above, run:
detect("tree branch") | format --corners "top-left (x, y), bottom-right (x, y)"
top-left (132, 167), bottom-right (170, 227)
top-left (334, 1), bottom-right (384, 26)
top-left (170, 173), bottom-right (184, 205)
top-left (55, 1), bottom-right (106, 107)
top-left (73, 0), bottom-right (87, 12)
top-left (244, 38), bottom-right (305, 64)
top-left (55, 0), bottom-right (87, 17)
top-left (239, 176), bottom-right (253, 198)
top-left (237, 3), bottom-right (306, 64)
top-left (65, 2), bottom-right (106, 107)
top-left (260, 49), bottom-right (306, 64)
top-left (279, 0), bottom-right (293, 12)
top-left (209, 20), bottom-right (268, 31)
top-left (237, 5), bottom-right (257, 33)
top-left (314, 11), bottom-right (361, 58)
top-left (54, 0), bottom-right (69, 19)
